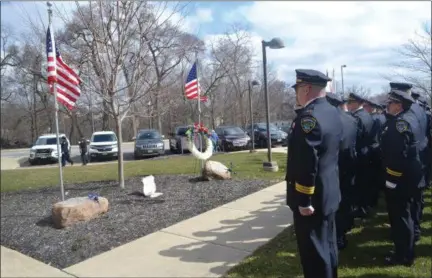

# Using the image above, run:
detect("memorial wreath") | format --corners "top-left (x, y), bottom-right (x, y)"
top-left (185, 122), bottom-right (213, 161)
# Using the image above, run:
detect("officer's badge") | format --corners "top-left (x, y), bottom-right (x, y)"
top-left (300, 116), bottom-right (317, 133)
top-left (395, 120), bottom-right (408, 133)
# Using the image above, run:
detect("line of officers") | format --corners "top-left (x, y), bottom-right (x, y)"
top-left (285, 69), bottom-right (431, 278)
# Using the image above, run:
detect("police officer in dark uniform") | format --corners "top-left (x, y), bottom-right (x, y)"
top-left (346, 93), bottom-right (374, 218)
top-left (60, 136), bottom-right (73, 167)
top-left (389, 82), bottom-right (428, 243)
top-left (326, 93), bottom-right (357, 250)
top-left (363, 99), bottom-right (386, 208)
top-left (381, 89), bottom-right (423, 266)
top-left (286, 69), bottom-right (342, 278)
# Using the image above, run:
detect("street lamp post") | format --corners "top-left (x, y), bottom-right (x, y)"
top-left (262, 38), bottom-right (285, 172)
top-left (248, 80), bottom-right (260, 153)
top-left (341, 65), bottom-right (347, 96)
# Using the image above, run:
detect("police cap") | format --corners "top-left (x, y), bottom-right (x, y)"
top-left (388, 89), bottom-right (414, 104)
top-left (293, 69), bottom-right (331, 88)
top-left (389, 82), bottom-right (413, 92)
top-left (411, 91), bottom-right (420, 100)
top-left (326, 92), bottom-right (343, 106)
top-left (347, 93), bottom-right (366, 103)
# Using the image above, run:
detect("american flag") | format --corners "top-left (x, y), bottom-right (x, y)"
top-left (185, 62), bottom-right (207, 102)
top-left (46, 26), bottom-right (81, 110)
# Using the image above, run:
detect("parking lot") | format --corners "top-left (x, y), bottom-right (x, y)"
top-left (1, 140), bottom-right (172, 170)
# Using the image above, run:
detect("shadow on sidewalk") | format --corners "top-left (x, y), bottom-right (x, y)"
top-left (158, 192), bottom-right (296, 276)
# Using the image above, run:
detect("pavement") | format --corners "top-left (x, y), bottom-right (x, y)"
top-left (1, 181), bottom-right (291, 277)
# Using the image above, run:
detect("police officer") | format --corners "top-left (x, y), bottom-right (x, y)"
top-left (381, 90), bottom-right (422, 266)
top-left (346, 93), bottom-right (374, 218)
top-left (60, 136), bottom-right (73, 167)
top-left (79, 137), bottom-right (88, 165)
top-left (363, 99), bottom-right (386, 208)
top-left (389, 83), bottom-right (428, 243)
top-left (286, 69), bottom-right (342, 278)
top-left (326, 93), bottom-right (357, 250)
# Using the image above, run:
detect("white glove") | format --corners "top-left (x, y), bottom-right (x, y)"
top-left (385, 181), bottom-right (397, 189)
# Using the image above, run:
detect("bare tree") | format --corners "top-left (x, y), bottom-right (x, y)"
top-left (389, 24), bottom-right (432, 101)
top-left (64, 1), bottom-right (159, 188)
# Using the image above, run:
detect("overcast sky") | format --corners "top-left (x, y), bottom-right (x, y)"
top-left (1, 1), bottom-right (431, 94)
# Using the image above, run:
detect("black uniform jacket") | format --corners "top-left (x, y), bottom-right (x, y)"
top-left (338, 108), bottom-right (357, 189)
top-left (381, 110), bottom-right (424, 191)
top-left (286, 97), bottom-right (343, 216)
top-left (351, 108), bottom-right (374, 158)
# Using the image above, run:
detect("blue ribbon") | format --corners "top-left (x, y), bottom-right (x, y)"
top-left (88, 193), bottom-right (99, 202)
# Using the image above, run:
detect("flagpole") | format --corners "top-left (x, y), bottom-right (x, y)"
top-left (47, 1), bottom-right (65, 201)
top-left (195, 52), bottom-right (203, 175)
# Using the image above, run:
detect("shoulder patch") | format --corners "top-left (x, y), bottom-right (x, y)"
top-left (395, 120), bottom-right (408, 133)
top-left (300, 116), bottom-right (317, 133)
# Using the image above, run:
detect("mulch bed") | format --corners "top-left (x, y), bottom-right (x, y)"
top-left (0, 175), bottom-right (272, 269)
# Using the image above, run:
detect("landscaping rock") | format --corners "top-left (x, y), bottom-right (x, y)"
top-left (51, 196), bottom-right (109, 228)
top-left (202, 160), bottom-right (231, 180)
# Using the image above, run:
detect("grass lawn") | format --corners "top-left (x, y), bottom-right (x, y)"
top-left (0, 152), bottom-right (287, 192)
top-left (226, 189), bottom-right (432, 278)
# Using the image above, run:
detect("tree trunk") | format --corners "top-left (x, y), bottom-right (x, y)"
top-left (115, 116), bottom-right (125, 189)
top-left (155, 89), bottom-right (162, 134)
top-left (102, 101), bottom-right (109, 130)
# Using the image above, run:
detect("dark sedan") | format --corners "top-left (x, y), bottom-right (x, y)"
top-left (215, 126), bottom-right (251, 152)
top-left (245, 123), bottom-right (287, 148)
top-left (134, 129), bottom-right (165, 159)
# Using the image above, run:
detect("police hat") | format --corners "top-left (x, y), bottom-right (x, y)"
top-left (411, 91), bottom-right (420, 100)
top-left (388, 89), bottom-right (414, 104)
top-left (389, 82), bottom-right (413, 92)
top-left (293, 69), bottom-right (331, 88)
top-left (347, 93), bottom-right (366, 103)
top-left (326, 92), bottom-right (343, 106)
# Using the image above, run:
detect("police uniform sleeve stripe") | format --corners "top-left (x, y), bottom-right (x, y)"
top-left (386, 167), bottom-right (402, 177)
top-left (295, 182), bottom-right (315, 194)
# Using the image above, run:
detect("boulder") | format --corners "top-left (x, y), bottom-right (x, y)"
top-left (51, 196), bottom-right (109, 229)
top-left (202, 160), bottom-right (231, 180)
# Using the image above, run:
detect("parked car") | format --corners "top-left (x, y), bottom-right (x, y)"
top-left (215, 126), bottom-right (250, 152)
top-left (28, 134), bottom-right (70, 165)
top-left (245, 123), bottom-right (287, 148)
top-left (134, 129), bottom-right (165, 159)
top-left (169, 126), bottom-right (196, 154)
top-left (88, 131), bottom-right (118, 162)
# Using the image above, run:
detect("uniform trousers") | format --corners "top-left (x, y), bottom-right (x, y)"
top-left (367, 149), bottom-right (384, 208)
top-left (294, 210), bottom-right (338, 278)
top-left (353, 155), bottom-right (371, 212)
top-left (410, 188), bottom-right (423, 240)
top-left (385, 187), bottom-right (415, 261)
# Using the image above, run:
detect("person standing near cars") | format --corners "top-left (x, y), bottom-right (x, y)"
top-left (61, 136), bottom-right (73, 167)
top-left (79, 137), bottom-right (88, 165)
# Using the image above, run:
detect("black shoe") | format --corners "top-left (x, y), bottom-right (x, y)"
top-left (384, 255), bottom-right (413, 267)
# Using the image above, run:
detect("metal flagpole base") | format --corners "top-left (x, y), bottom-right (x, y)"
top-left (262, 161), bottom-right (279, 172)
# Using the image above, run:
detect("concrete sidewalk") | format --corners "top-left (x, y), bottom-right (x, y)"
top-left (1, 246), bottom-right (75, 277)
top-left (1, 181), bottom-right (291, 278)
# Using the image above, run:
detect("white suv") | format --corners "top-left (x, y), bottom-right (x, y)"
top-left (88, 131), bottom-right (118, 161)
top-left (29, 134), bottom-right (71, 165)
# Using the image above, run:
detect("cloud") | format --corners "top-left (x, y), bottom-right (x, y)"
top-left (222, 1), bottom-right (431, 93)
